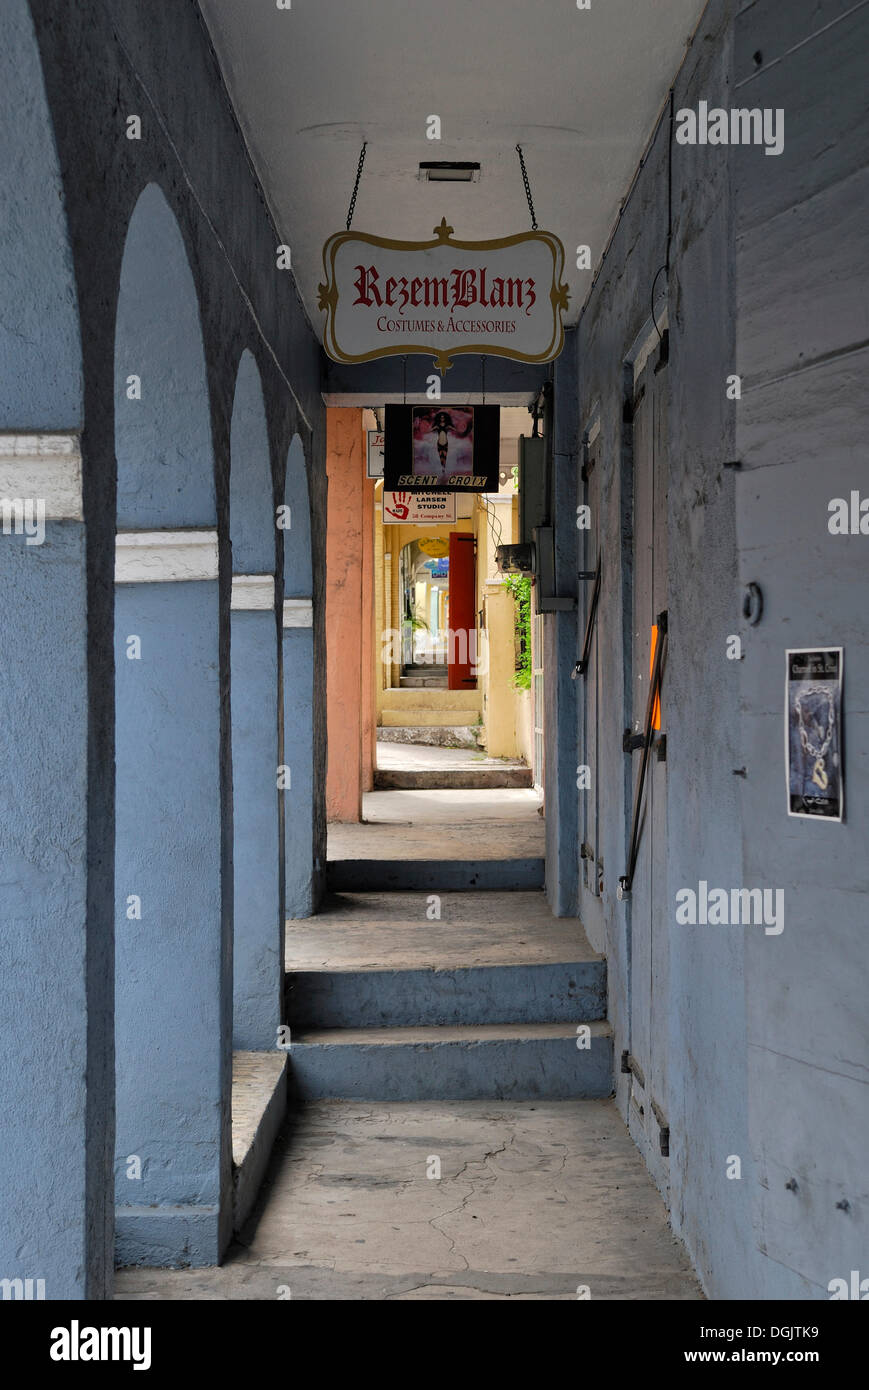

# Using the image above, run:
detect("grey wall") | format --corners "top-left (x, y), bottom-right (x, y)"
top-left (732, 0), bottom-right (869, 1298)
top-left (565, 0), bottom-right (868, 1298)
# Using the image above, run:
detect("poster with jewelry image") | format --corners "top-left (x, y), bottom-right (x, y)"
top-left (786, 648), bottom-right (843, 821)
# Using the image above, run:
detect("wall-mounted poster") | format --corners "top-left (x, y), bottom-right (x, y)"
top-left (384, 404), bottom-right (500, 492)
top-left (786, 647), bottom-right (844, 821)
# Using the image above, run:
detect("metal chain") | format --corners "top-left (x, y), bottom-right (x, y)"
top-left (346, 142), bottom-right (368, 230)
top-left (515, 144), bottom-right (538, 231)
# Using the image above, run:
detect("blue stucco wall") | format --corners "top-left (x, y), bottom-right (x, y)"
top-left (0, 525), bottom-right (101, 1297)
top-left (230, 350), bottom-right (277, 574)
top-left (283, 629), bottom-right (316, 918)
top-left (0, 0), bottom-right (326, 1290)
top-left (283, 436), bottom-right (317, 916)
top-left (114, 581), bottom-right (230, 1266)
top-left (0, 0), bottom-right (82, 429)
top-left (232, 612), bottom-right (282, 1048)
top-left (229, 349), bottom-right (283, 1048)
top-left (0, 0), bottom-right (113, 1302)
top-left (115, 185), bottom-right (217, 530)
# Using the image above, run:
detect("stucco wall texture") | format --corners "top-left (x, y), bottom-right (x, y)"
top-left (325, 409), bottom-right (377, 822)
top-left (566, 0), bottom-right (869, 1298)
top-left (1, 0), bottom-right (326, 1296)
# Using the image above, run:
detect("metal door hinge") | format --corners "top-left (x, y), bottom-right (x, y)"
top-left (620, 1051), bottom-right (646, 1089)
top-left (651, 1099), bottom-right (670, 1157)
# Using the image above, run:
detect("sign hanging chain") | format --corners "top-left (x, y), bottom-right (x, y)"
top-left (515, 144), bottom-right (538, 231)
top-left (346, 142), bottom-right (368, 231)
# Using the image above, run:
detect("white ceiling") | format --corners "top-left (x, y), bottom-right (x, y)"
top-left (200, 0), bottom-right (707, 335)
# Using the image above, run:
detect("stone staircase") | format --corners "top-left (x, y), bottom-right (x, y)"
top-left (379, 686), bottom-right (483, 749)
top-left (285, 888), bottom-right (613, 1102)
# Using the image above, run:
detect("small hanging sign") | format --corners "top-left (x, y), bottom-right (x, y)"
top-left (384, 405), bottom-right (500, 493)
top-left (382, 491), bottom-right (456, 524)
top-left (786, 647), bottom-right (844, 821)
top-left (318, 219), bottom-right (569, 372)
top-left (366, 429), bottom-right (385, 478)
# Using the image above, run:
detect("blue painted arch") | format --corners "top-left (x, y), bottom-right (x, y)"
top-left (283, 433), bottom-right (312, 598)
top-left (114, 182), bottom-right (216, 530)
top-left (229, 350), bottom-right (275, 574)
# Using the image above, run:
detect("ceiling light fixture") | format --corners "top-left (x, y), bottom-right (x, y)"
top-left (419, 161), bottom-right (480, 183)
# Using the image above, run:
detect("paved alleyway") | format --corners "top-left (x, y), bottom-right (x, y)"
top-left (117, 788), bottom-right (700, 1300)
top-left (117, 1099), bottom-right (701, 1300)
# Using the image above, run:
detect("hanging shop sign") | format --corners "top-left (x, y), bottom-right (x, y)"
top-left (786, 647), bottom-right (844, 821)
top-left (384, 404), bottom-right (500, 493)
top-left (366, 429), bottom-right (385, 478)
top-left (382, 491), bottom-right (456, 525)
top-left (318, 219), bottom-right (569, 372)
top-left (418, 537), bottom-right (450, 558)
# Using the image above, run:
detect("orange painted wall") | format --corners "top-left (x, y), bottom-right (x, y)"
top-left (325, 408), bottom-right (376, 821)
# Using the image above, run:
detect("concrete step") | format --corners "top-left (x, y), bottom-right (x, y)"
top-left (327, 856), bottom-right (544, 892)
top-left (382, 709), bottom-right (480, 728)
top-left (399, 675), bottom-right (448, 688)
top-left (377, 725), bottom-right (483, 749)
top-left (231, 1052), bottom-right (287, 1232)
top-left (286, 957), bottom-right (606, 1030)
top-left (382, 686), bottom-right (476, 710)
top-left (374, 766), bottom-right (532, 790)
top-left (288, 1021), bottom-right (613, 1101)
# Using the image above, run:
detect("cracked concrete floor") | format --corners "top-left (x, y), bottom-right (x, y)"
top-left (116, 1101), bottom-right (703, 1300)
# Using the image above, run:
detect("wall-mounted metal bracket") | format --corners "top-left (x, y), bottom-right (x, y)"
top-left (533, 525), bottom-right (576, 613)
top-left (651, 1099), bottom-right (670, 1157)
top-left (742, 582), bottom-right (763, 626)
top-left (621, 1051), bottom-right (646, 1088)
top-left (621, 609), bottom-right (668, 895)
top-left (571, 555), bottom-right (601, 677)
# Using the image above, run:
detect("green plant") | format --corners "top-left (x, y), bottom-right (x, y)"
top-left (504, 574), bottom-right (532, 690)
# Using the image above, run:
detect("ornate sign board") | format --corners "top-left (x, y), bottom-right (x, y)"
top-left (319, 219), bottom-right (569, 372)
top-left (382, 492), bottom-right (456, 525)
top-left (418, 537), bottom-right (450, 557)
top-left (384, 405), bottom-right (500, 493)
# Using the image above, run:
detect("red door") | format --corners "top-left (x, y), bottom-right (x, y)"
top-left (448, 532), bottom-right (476, 690)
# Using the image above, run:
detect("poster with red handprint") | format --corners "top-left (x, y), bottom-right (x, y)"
top-left (382, 491), bottom-right (456, 524)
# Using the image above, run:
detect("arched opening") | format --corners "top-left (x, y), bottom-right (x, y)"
top-left (398, 537), bottom-right (450, 680)
top-left (229, 349), bottom-right (282, 1049)
top-left (281, 432), bottom-right (316, 916)
top-left (113, 182), bottom-right (231, 1267)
